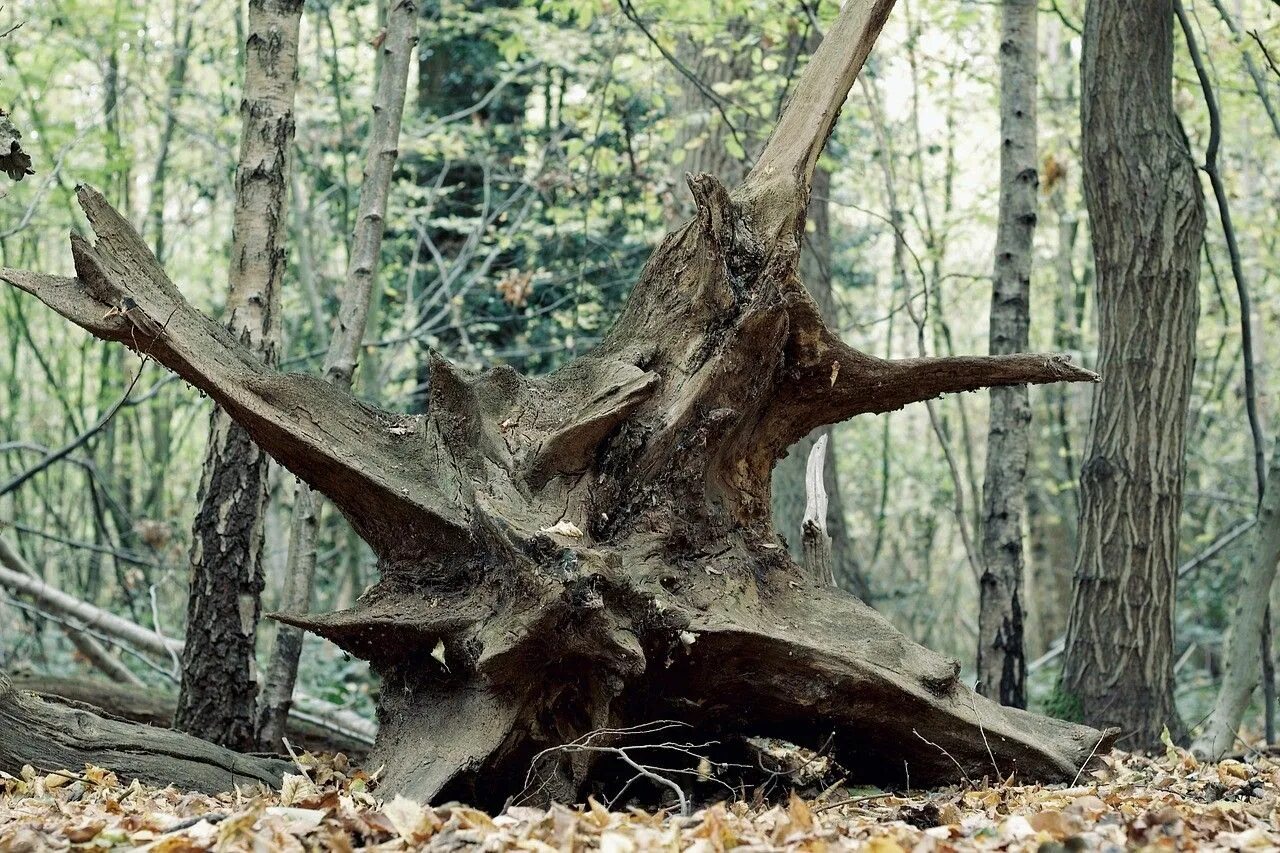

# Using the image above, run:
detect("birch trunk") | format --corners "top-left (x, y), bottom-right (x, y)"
top-left (976, 0), bottom-right (1037, 709)
top-left (174, 0), bottom-right (303, 750)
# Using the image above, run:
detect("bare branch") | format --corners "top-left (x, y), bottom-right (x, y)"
top-left (0, 548), bottom-right (183, 658)
top-left (1250, 30), bottom-right (1280, 82)
top-left (0, 536), bottom-right (143, 686)
top-left (0, 361), bottom-right (146, 497)
top-left (0, 186), bottom-right (469, 555)
top-left (871, 353), bottom-right (1099, 413)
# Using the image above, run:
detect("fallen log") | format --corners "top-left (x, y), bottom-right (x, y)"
top-left (0, 558), bottom-right (377, 747)
top-left (0, 672), bottom-right (290, 793)
top-left (6, 673), bottom-right (371, 759)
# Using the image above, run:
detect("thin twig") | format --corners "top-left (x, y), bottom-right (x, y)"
top-left (969, 695), bottom-right (1002, 780)
top-left (616, 0), bottom-right (746, 155)
top-left (912, 729), bottom-right (973, 787)
top-left (813, 792), bottom-right (895, 814)
top-left (280, 737), bottom-right (311, 781)
top-left (0, 362), bottom-right (148, 497)
top-left (1250, 30), bottom-right (1280, 82)
top-left (1070, 731), bottom-right (1108, 787)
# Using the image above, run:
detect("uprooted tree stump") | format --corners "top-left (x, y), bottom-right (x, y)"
top-left (1, 0), bottom-right (1114, 807)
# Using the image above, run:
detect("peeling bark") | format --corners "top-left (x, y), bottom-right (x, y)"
top-left (2, 0), bottom-right (1113, 806)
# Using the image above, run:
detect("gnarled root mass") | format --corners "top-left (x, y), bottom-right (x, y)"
top-left (0, 0), bottom-right (1112, 808)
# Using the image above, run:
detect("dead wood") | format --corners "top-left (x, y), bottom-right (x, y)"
top-left (0, 0), bottom-right (1113, 808)
top-left (0, 673), bottom-right (290, 794)
top-left (6, 673), bottom-right (371, 760)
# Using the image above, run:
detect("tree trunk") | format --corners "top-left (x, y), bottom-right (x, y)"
top-left (3, 0), bottom-right (1115, 808)
top-left (976, 0), bottom-right (1037, 709)
top-left (257, 0), bottom-right (417, 751)
top-left (175, 0), bottom-right (304, 751)
top-left (1060, 0), bottom-right (1205, 749)
top-left (1193, 437), bottom-right (1280, 758)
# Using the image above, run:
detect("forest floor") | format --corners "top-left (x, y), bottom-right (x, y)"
top-left (1, 742), bottom-right (1277, 851)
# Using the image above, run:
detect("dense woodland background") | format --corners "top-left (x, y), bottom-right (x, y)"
top-left (1, 0), bottom-right (1278, 756)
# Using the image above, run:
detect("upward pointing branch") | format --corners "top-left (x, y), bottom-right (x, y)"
top-left (747, 0), bottom-right (897, 191)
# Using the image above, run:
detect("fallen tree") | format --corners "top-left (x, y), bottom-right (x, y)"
top-left (5, 673), bottom-right (372, 759)
top-left (0, 554), bottom-right (377, 746)
top-left (0, 673), bottom-right (289, 793)
top-left (0, 0), bottom-right (1115, 807)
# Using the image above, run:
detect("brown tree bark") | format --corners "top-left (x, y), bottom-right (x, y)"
top-left (1060, 0), bottom-right (1205, 749)
top-left (175, 0), bottom-right (304, 750)
top-left (976, 0), bottom-right (1037, 709)
top-left (668, 18), bottom-right (870, 598)
top-left (3, 0), bottom-right (1115, 807)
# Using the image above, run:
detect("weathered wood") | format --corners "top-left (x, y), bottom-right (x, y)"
top-left (0, 0), bottom-right (1114, 807)
top-left (7, 673), bottom-right (371, 759)
top-left (0, 673), bottom-right (290, 793)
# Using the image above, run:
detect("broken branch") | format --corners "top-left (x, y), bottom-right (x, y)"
top-left (776, 309), bottom-right (1099, 447)
top-left (748, 0), bottom-right (897, 191)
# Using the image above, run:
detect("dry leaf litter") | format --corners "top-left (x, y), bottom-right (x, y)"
top-left (2, 738), bottom-right (1278, 851)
